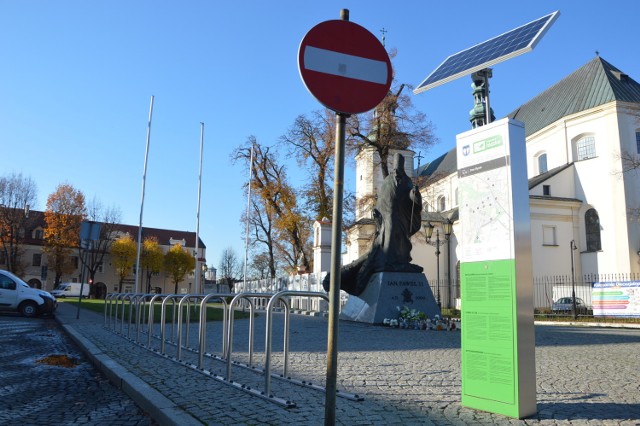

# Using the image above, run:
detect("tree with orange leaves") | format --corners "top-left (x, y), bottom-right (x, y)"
top-left (44, 183), bottom-right (86, 285)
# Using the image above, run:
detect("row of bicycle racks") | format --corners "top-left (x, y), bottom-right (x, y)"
top-left (103, 291), bottom-right (364, 408)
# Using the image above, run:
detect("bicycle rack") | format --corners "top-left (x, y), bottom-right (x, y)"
top-left (262, 290), bottom-right (364, 402)
top-left (132, 293), bottom-right (155, 343)
top-left (197, 293), bottom-right (233, 369)
top-left (146, 294), bottom-right (169, 347)
top-left (102, 290), bottom-right (363, 407)
top-left (176, 294), bottom-right (205, 361)
top-left (104, 293), bottom-right (118, 328)
top-left (264, 291), bottom-right (318, 395)
top-left (160, 294), bottom-right (188, 354)
top-left (226, 292), bottom-right (275, 380)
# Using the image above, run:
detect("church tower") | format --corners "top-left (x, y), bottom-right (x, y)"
top-left (346, 147), bottom-right (417, 263)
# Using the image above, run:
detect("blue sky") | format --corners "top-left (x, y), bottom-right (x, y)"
top-left (2, 1), bottom-right (638, 270)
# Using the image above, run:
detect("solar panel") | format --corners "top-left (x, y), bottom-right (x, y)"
top-left (414, 11), bottom-right (560, 94)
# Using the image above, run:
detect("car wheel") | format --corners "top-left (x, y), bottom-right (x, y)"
top-left (20, 301), bottom-right (38, 318)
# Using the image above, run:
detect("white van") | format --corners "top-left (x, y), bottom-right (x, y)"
top-left (51, 282), bottom-right (90, 298)
top-left (0, 269), bottom-right (57, 317)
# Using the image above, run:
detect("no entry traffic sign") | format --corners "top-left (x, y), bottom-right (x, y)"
top-left (298, 19), bottom-right (392, 115)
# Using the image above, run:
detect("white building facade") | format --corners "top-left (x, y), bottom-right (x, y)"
top-left (346, 56), bottom-right (640, 308)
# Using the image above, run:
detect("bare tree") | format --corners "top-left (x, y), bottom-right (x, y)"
top-left (79, 197), bottom-right (122, 295)
top-left (245, 197), bottom-right (277, 278)
top-left (280, 109), bottom-right (336, 221)
top-left (219, 246), bottom-right (241, 291)
top-left (249, 251), bottom-right (272, 280)
top-left (0, 173), bottom-right (38, 276)
top-left (618, 149), bottom-right (640, 218)
top-left (348, 68), bottom-right (437, 178)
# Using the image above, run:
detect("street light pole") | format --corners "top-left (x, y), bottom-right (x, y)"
top-left (425, 223), bottom-right (441, 308)
top-left (443, 220), bottom-right (452, 309)
top-left (570, 240), bottom-right (578, 320)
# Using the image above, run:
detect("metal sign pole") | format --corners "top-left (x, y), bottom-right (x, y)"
top-left (76, 241), bottom-right (89, 319)
top-left (325, 111), bottom-right (347, 425)
top-left (297, 9), bottom-right (389, 421)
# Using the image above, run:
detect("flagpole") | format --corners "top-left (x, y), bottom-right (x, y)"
top-left (243, 144), bottom-right (254, 289)
top-left (134, 95), bottom-right (154, 295)
top-left (194, 122), bottom-right (204, 294)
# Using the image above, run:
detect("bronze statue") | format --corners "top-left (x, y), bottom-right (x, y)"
top-left (324, 153), bottom-right (423, 295)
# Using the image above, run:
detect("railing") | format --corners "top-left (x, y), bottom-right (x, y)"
top-left (233, 271), bottom-right (640, 317)
top-left (425, 273), bottom-right (640, 317)
top-left (103, 290), bottom-right (363, 408)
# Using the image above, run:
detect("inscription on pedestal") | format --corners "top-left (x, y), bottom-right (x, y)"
top-left (340, 272), bottom-right (440, 324)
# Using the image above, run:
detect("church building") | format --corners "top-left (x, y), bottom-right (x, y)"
top-left (345, 56), bottom-right (640, 309)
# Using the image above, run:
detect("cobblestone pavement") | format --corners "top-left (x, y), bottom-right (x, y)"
top-left (0, 312), bottom-right (156, 425)
top-left (44, 303), bottom-right (640, 424)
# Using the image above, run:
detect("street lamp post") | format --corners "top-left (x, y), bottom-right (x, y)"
top-left (425, 224), bottom-right (442, 308)
top-left (570, 240), bottom-right (578, 320)
top-left (443, 220), bottom-right (452, 308)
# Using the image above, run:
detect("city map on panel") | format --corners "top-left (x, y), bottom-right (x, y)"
top-left (458, 135), bottom-right (513, 262)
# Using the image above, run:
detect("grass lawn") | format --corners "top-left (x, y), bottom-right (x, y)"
top-left (59, 298), bottom-right (252, 322)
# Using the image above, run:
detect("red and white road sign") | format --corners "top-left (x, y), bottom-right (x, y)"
top-left (298, 19), bottom-right (392, 115)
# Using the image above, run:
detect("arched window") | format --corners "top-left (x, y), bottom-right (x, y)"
top-left (454, 188), bottom-right (459, 207)
top-left (576, 136), bottom-right (596, 161)
top-left (537, 153), bottom-right (548, 174)
top-left (437, 195), bottom-right (446, 212)
top-left (585, 208), bottom-right (601, 252)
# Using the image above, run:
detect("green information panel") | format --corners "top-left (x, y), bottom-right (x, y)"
top-left (461, 259), bottom-right (519, 415)
top-left (456, 119), bottom-right (536, 419)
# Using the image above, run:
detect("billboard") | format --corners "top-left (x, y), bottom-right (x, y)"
top-left (593, 281), bottom-right (640, 317)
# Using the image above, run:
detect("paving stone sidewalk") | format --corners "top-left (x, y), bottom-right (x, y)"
top-left (0, 312), bottom-right (156, 425)
top-left (54, 302), bottom-right (640, 425)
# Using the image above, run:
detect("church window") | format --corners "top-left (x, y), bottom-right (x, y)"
top-left (585, 208), bottom-right (601, 252)
top-left (537, 153), bottom-right (548, 174)
top-left (576, 136), bottom-right (596, 161)
top-left (542, 225), bottom-right (557, 246)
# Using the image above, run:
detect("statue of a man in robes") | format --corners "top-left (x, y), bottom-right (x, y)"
top-left (323, 152), bottom-right (423, 296)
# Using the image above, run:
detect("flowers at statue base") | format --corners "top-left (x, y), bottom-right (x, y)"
top-left (382, 306), bottom-right (460, 331)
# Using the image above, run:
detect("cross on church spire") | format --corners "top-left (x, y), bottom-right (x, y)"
top-left (380, 27), bottom-right (387, 47)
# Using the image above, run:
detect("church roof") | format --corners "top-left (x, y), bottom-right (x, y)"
top-left (508, 56), bottom-right (640, 137)
top-left (418, 149), bottom-right (457, 178)
top-left (528, 162), bottom-right (574, 189)
top-left (418, 57), bottom-right (640, 183)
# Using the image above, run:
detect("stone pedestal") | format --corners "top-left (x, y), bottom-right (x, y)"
top-left (339, 272), bottom-right (441, 324)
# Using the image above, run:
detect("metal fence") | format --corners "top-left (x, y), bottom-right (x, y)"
top-left (235, 272), bottom-right (640, 317)
top-left (234, 272), bottom-right (341, 312)
top-left (427, 273), bottom-right (640, 317)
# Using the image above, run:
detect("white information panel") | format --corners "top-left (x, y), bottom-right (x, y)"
top-left (458, 130), bottom-right (514, 263)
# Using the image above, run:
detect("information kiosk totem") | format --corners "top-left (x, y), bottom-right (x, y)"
top-left (456, 118), bottom-right (536, 419)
